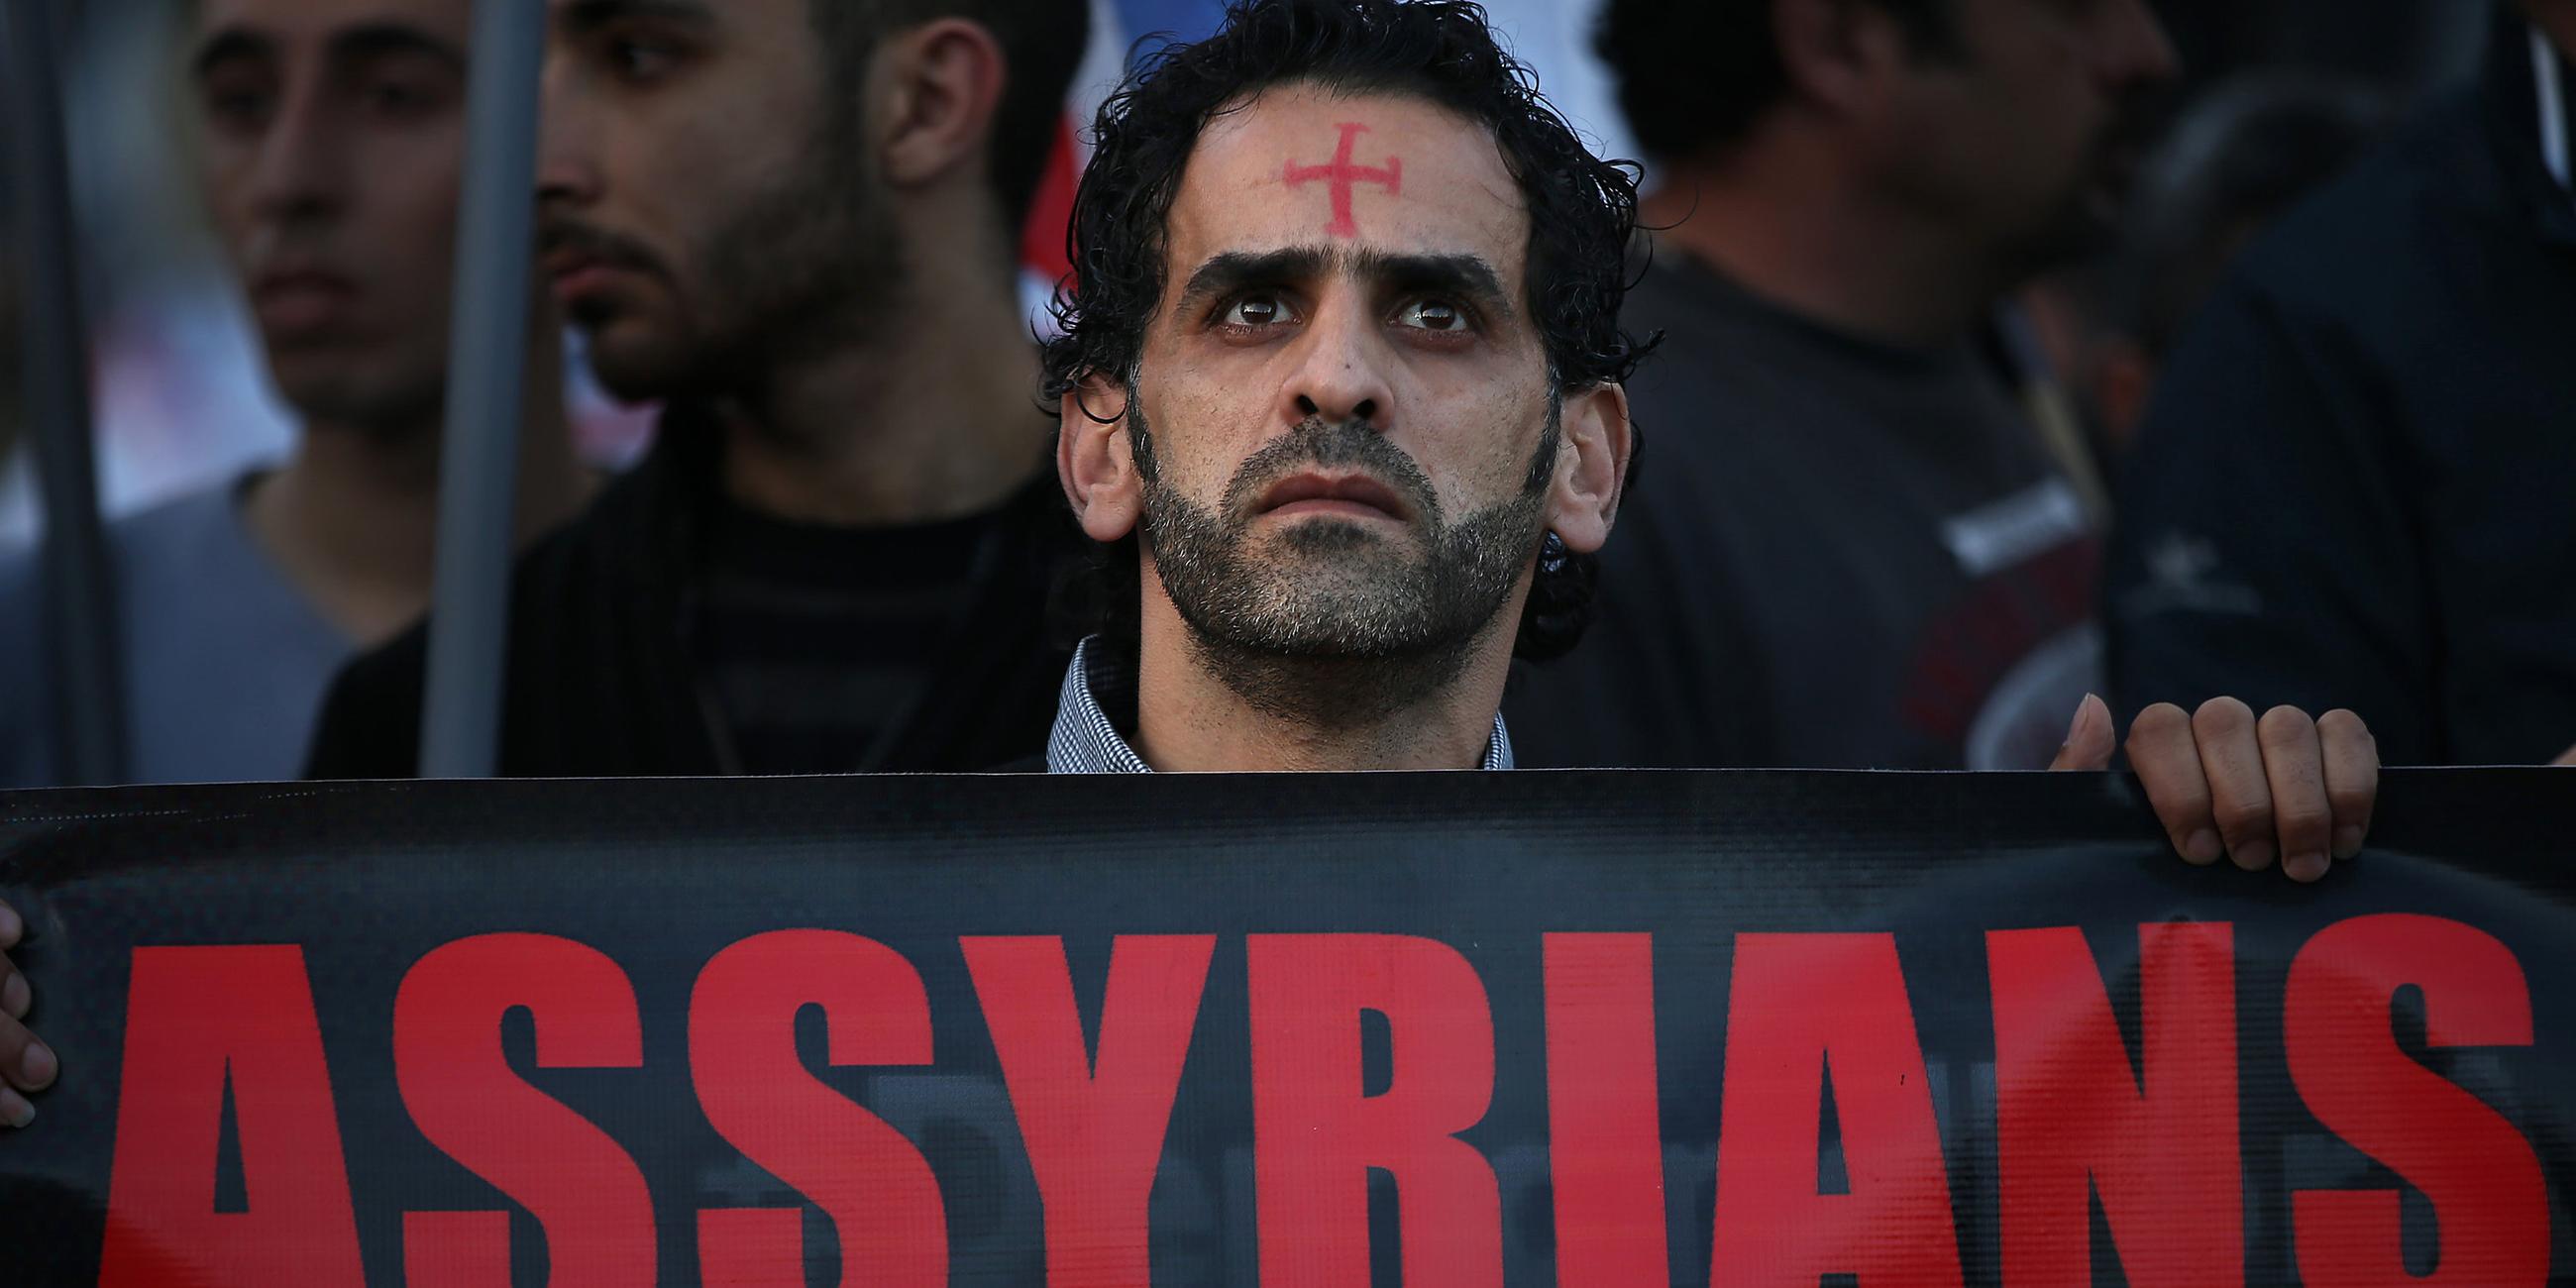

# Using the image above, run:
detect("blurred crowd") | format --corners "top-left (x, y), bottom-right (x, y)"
top-left (1, 0), bottom-right (2568, 785)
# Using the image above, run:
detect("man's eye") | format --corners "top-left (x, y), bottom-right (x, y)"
top-left (365, 79), bottom-right (440, 118)
top-left (607, 36), bottom-right (680, 81)
top-left (201, 80), bottom-right (275, 131)
top-left (1395, 299), bottom-right (1468, 333)
top-left (1221, 294), bottom-right (1291, 327)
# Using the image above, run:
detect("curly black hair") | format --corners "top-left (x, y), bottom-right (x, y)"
top-left (1041, 0), bottom-right (1652, 662)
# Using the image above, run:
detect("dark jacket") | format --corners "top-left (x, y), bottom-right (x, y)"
top-left (2105, 14), bottom-right (2576, 764)
top-left (304, 407), bottom-right (1077, 777)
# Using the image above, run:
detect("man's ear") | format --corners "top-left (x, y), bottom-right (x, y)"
top-left (1546, 381), bottom-right (1631, 556)
top-left (1772, 0), bottom-right (1917, 122)
top-left (1059, 376), bottom-right (1144, 544)
top-left (875, 18), bottom-right (1007, 194)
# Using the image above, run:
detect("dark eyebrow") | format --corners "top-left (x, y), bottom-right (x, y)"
top-left (1172, 246), bottom-right (1517, 323)
top-left (190, 28), bottom-right (275, 79)
top-left (1173, 248), bottom-right (1332, 318)
top-left (327, 24), bottom-right (466, 71)
top-left (558, 0), bottom-right (717, 35)
top-left (1350, 249), bottom-right (1515, 322)
top-left (192, 24), bottom-right (463, 81)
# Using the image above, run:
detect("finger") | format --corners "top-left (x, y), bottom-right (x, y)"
top-left (0, 1011), bottom-right (54, 1094)
top-left (2555, 743), bottom-right (2576, 768)
top-left (0, 900), bottom-right (20, 950)
top-left (0, 952), bottom-right (25, 1020)
top-left (2123, 702), bottom-right (2223, 863)
top-left (2046, 693), bottom-right (2115, 772)
top-left (0, 1087), bottom-right (30, 1129)
top-left (2191, 698), bottom-right (2278, 871)
top-left (2319, 709), bottom-right (2379, 859)
top-left (2258, 706), bottom-right (2333, 882)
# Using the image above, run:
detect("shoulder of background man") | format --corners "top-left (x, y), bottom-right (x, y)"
top-left (2, 481), bottom-right (325, 787)
top-left (301, 614), bottom-right (430, 780)
top-left (301, 442), bottom-right (699, 781)
top-left (2216, 76), bottom-right (2548, 349)
top-left (868, 463), bottom-right (1087, 773)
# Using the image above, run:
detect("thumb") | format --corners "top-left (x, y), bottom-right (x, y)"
top-left (2047, 693), bottom-right (2116, 772)
top-left (2554, 743), bottom-right (2575, 767)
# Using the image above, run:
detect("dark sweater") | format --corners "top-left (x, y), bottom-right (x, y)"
top-left (304, 406), bottom-right (1078, 777)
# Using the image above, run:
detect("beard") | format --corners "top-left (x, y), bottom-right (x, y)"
top-left (2018, 89), bottom-right (2168, 273)
top-left (1131, 396), bottom-right (1556, 726)
top-left (577, 112), bottom-right (905, 406)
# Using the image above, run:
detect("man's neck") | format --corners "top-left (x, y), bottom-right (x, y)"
top-left (246, 359), bottom-right (592, 646)
top-left (1647, 146), bottom-right (2003, 348)
top-left (1125, 592), bottom-right (1515, 772)
top-left (719, 259), bottom-right (1047, 528)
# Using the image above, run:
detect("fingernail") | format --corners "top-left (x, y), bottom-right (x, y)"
top-left (1, 971), bottom-right (26, 1020)
top-left (20, 1040), bottom-right (55, 1088)
top-left (1, 1096), bottom-right (31, 1128)
top-left (0, 904), bottom-right (19, 946)
top-left (2286, 852), bottom-right (2331, 883)
top-left (2332, 825), bottom-right (2364, 860)
top-left (2184, 829), bottom-right (2223, 864)
top-left (2233, 839), bottom-right (2277, 872)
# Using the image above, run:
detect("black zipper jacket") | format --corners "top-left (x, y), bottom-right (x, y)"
top-left (2105, 13), bottom-right (2576, 765)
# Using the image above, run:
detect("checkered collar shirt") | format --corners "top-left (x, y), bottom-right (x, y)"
top-left (1044, 636), bottom-right (1516, 773)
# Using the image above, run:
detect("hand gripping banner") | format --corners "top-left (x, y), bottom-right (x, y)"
top-left (0, 768), bottom-right (2569, 1285)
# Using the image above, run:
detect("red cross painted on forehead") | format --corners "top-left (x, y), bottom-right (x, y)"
top-left (1283, 123), bottom-right (1403, 239)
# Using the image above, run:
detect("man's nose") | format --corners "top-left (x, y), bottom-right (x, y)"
top-left (1278, 299), bottom-right (1395, 430)
top-left (534, 57), bottom-right (601, 208)
top-left (246, 91), bottom-right (348, 225)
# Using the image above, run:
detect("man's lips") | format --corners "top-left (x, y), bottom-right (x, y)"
top-left (250, 269), bottom-right (359, 335)
top-left (1254, 472), bottom-right (1413, 523)
top-left (542, 248), bottom-right (644, 304)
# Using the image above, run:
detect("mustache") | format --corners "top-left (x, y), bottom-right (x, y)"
top-left (536, 218), bottom-right (666, 276)
top-left (1218, 418), bottom-right (1445, 528)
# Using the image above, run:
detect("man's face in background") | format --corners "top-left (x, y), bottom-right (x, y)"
top-left (1119, 86), bottom-right (1565, 698)
top-left (1872, 0), bottom-right (2179, 276)
top-left (536, 0), bottom-right (901, 403)
top-left (192, 0), bottom-right (469, 432)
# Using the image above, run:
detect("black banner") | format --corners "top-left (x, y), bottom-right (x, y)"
top-left (0, 769), bottom-right (2570, 1285)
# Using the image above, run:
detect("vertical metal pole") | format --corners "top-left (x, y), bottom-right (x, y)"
top-left (418, 0), bottom-right (545, 778)
top-left (2, 0), bottom-right (126, 786)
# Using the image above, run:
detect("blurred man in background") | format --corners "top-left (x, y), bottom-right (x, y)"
top-left (1503, 0), bottom-right (2177, 770)
top-left (305, 0), bottom-right (1090, 777)
top-left (2050, 73), bottom-right (2387, 450)
top-left (2109, 1), bottom-right (2576, 766)
top-left (0, 0), bottom-right (594, 786)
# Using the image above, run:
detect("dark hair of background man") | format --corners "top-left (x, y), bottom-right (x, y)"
top-left (2105, 74), bottom-right (2389, 357)
top-left (810, 0), bottom-right (1092, 231)
top-left (1041, 0), bottom-right (1654, 663)
top-left (1597, 0), bottom-right (1961, 159)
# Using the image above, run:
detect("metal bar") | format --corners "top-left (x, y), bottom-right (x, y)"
top-left (417, 0), bottom-right (546, 778)
top-left (2, 0), bottom-right (126, 786)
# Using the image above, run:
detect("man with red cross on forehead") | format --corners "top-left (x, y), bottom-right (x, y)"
top-left (1029, 0), bottom-right (2377, 851)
